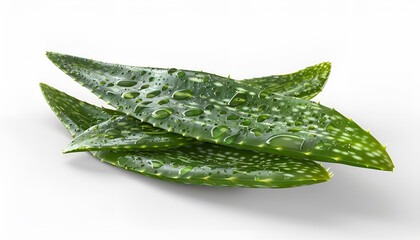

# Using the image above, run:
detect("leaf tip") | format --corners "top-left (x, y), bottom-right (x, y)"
top-left (62, 145), bottom-right (74, 154)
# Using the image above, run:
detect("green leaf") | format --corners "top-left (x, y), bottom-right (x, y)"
top-left (62, 61), bottom-right (331, 153)
top-left (63, 115), bottom-right (197, 153)
top-left (46, 52), bottom-right (393, 171)
top-left (40, 83), bottom-right (331, 188)
top-left (241, 62), bottom-right (331, 99)
top-left (46, 55), bottom-right (330, 152)
top-left (41, 83), bottom-right (197, 152)
top-left (93, 145), bottom-right (331, 188)
top-left (39, 83), bottom-right (122, 137)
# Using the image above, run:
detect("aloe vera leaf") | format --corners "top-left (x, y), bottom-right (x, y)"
top-left (47, 52), bottom-right (394, 171)
top-left (93, 145), bottom-right (331, 188)
top-left (241, 62), bottom-right (331, 99)
top-left (63, 62), bottom-right (330, 153)
top-left (40, 83), bottom-right (331, 188)
top-left (63, 115), bottom-right (197, 153)
top-left (40, 83), bottom-right (197, 150)
top-left (39, 83), bottom-right (122, 137)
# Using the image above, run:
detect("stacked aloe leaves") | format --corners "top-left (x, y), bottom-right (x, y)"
top-left (41, 52), bottom-right (394, 188)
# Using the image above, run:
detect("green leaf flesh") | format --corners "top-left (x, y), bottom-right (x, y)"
top-left (46, 52), bottom-right (393, 171)
top-left (40, 83), bottom-right (332, 188)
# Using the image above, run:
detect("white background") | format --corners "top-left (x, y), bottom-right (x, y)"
top-left (1, 0), bottom-right (419, 239)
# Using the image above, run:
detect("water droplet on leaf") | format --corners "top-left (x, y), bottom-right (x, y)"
top-left (152, 108), bottom-right (174, 119)
top-left (228, 92), bottom-right (247, 107)
top-left (227, 114), bottom-right (239, 120)
top-left (251, 128), bottom-right (262, 136)
top-left (241, 120), bottom-right (251, 126)
top-left (105, 128), bottom-right (121, 138)
top-left (223, 134), bottom-right (239, 144)
top-left (146, 90), bottom-right (161, 98)
top-left (123, 92), bottom-right (140, 99)
top-left (134, 101), bottom-right (152, 113)
top-left (326, 124), bottom-right (336, 132)
top-left (177, 71), bottom-right (186, 78)
top-left (257, 115), bottom-right (269, 122)
top-left (150, 160), bottom-right (164, 168)
top-left (183, 108), bottom-right (204, 117)
top-left (173, 89), bottom-right (192, 100)
top-left (288, 127), bottom-right (302, 132)
top-left (266, 135), bottom-right (305, 151)
top-left (205, 104), bottom-right (215, 110)
top-left (158, 99), bottom-right (169, 105)
top-left (180, 166), bottom-right (192, 176)
top-left (258, 90), bottom-right (269, 99)
top-left (117, 80), bottom-right (137, 87)
top-left (211, 126), bottom-right (229, 138)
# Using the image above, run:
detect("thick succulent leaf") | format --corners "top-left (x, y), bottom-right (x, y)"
top-left (41, 83), bottom-right (196, 151)
top-left (93, 145), bottom-right (331, 188)
top-left (62, 62), bottom-right (331, 153)
top-left (63, 115), bottom-right (197, 153)
top-left (41, 83), bottom-right (331, 188)
top-left (47, 52), bottom-right (394, 171)
top-left (40, 83), bottom-right (122, 137)
top-left (242, 62), bottom-right (331, 99)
